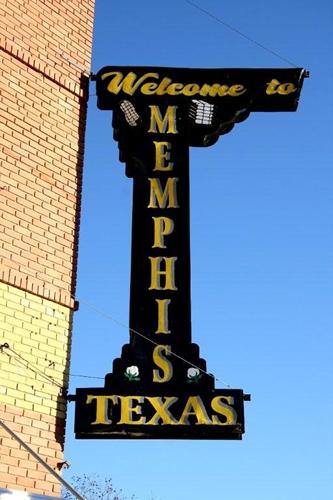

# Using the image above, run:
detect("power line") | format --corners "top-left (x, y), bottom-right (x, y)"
top-left (4, 346), bottom-right (64, 390)
top-left (69, 373), bottom-right (104, 380)
top-left (78, 298), bottom-right (231, 388)
top-left (185, 0), bottom-right (299, 67)
top-left (1, 344), bottom-right (108, 387)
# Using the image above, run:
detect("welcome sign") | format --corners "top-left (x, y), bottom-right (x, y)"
top-left (95, 67), bottom-right (304, 109)
top-left (74, 66), bottom-right (306, 439)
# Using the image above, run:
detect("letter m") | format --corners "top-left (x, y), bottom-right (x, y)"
top-left (148, 106), bottom-right (178, 134)
top-left (148, 178), bottom-right (179, 209)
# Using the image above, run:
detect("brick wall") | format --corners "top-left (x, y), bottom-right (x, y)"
top-left (0, 283), bottom-right (71, 495)
top-left (0, 0), bottom-right (95, 496)
top-left (0, 0), bottom-right (93, 82)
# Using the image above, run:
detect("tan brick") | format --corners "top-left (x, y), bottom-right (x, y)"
top-left (16, 475), bottom-right (36, 488)
top-left (0, 463), bottom-right (9, 473)
top-left (8, 465), bottom-right (29, 478)
top-left (9, 448), bottom-right (29, 460)
top-left (1, 394), bottom-right (16, 405)
top-left (0, 409), bottom-right (14, 422)
top-left (35, 480), bottom-right (56, 491)
top-left (18, 458), bottom-right (37, 471)
top-left (28, 469), bottom-right (47, 481)
top-left (1, 455), bottom-right (20, 467)
top-left (3, 405), bottom-right (24, 417)
top-left (29, 435), bottom-right (49, 448)
top-left (31, 418), bottom-right (49, 431)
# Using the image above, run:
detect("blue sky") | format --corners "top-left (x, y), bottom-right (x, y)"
top-left (64, 1), bottom-right (333, 499)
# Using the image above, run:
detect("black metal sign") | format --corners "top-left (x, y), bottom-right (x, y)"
top-left (74, 66), bottom-right (306, 439)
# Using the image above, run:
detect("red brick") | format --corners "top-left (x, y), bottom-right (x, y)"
top-left (1, 0), bottom-right (94, 495)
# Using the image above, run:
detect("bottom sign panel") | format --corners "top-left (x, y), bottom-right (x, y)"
top-left (74, 388), bottom-right (245, 440)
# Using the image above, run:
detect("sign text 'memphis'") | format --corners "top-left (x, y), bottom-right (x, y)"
top-left (101, 72), bottom-right (297, 97)
top-left (147, 106), bottom-right (180, 384)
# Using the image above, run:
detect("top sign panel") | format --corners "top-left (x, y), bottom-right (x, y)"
top-left (94, 66), bottom-right (306, 112)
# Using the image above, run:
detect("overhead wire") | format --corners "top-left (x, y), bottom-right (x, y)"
top-left (4, 346), bottom-right (64, 390)
top-left (77, 297), bottom-right (231, 388)
top-left (185, 0), bottom-right (299, 68)
top-left (1, 326), bottom-right (231, 388)
top-left (1, 345), bottom-right (104, 387)
top-left (69, 373), bottom-right (104, 380)
top-left (1, 322), bottom-right (232, 388)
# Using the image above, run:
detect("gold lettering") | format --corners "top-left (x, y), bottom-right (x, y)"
top-left (148, 178), bottom-right (179, 209)
top-left (149, 257), bottom-right (177, 290)
top-left (152, 345), bottom-right (173, 382)
top-left (101, 71), bottom-right (159, 96)
top-left (140, 82), bottom-right (159, 94)
top-left (266, 78), bottom-right (280, 95)
top-left (86, 395), bottom-right (118, 425)
top-left (118, 396), bottom-right (146, 424)
top-left (155, 77), bottom-right (173, 95)
top-left (145, 396), bottom-right (178, 424)
top-left (199, 83), bottom-right (237, 97)
top-left (153, 142), bottom-right (174, 171)
top-left (178, 396), bottom-right (212, 425)
top-left (198, 84), bottom-right (211, 97)
top-left (155, 298), bottom-right (171, 334)
top-left (152, 216), bottom-right (174, 248)
top-left (228, 84), bottom-right (246, 96)
top-left (85, 394), bottom-right (239, 428)
top-left (266, 79), bottom-right (297, 95)
top-left (183, 83), bottom-right (201, 96)
top-left (211, 396), bottom-right (237, 425)
top-left (214, 84), bottom-right (229, 97)
top-left (148, 106), bottom-right (178, 134)
top-left (277, 82), bottom-right (297, 95)
top-left (101, 71), bottom-right (248, 98)
top-left (167, 83), bottom-right (184, 95)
